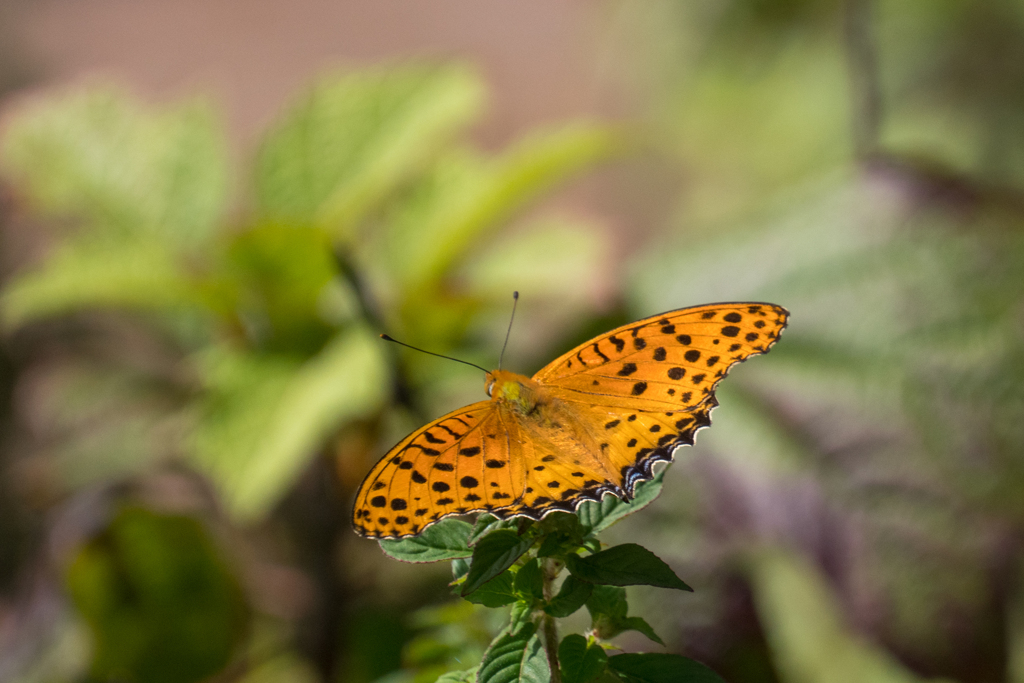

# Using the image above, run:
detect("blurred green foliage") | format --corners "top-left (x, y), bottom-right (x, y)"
top-left (66, 507), bottom-right (248, 683)
top-left (3, 0), bottom-right (1024, 682)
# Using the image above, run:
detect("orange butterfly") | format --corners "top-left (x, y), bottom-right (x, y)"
top-left (353, 302), bottom-right (788, 539)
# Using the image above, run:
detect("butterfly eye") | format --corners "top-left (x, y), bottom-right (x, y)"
top-left (486, 380), bottom-right (495, 396)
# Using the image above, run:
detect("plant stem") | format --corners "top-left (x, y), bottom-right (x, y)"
top-left (541, 558), bottom-right (562, 683)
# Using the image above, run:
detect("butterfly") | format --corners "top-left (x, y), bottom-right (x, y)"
top-left (353, 302), bottom-right (788, 539)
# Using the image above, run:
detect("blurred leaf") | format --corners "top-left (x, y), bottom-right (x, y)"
top-left (748, 548), bottom-right (949, 683)
top-left (566, 544), bottom-right (691, 591)
top-left (66, 507), bottom-right (248, 683)
top-left (461, 530), bottom-right (533, 597)
top-left (237, 653), bottom-right (320, 683)
top-left (1, 235), bottom-right (201, 328)
top-left (380, 123), bottom-right (620, 294)
top-left (476, 623), bottom-right (549, 683)
top-left (576, 469), bottom-right (666, 535)
top-left (607, 653), bottom-right (725, 683)
top-left (0, 86), bottom-right (227, 246)
top-left (461, 216), bottom-right (610, 306)
top-left (380, 519), bottom-right (474, 564)
top-left (191, 326), bottom-right (388, 520)
top-left (225, 223), bottom-right (340, 354)
top-left (558, 634), bottom-right (608, 683)
top-left (544, 575), bottom-right (594, 618)
top-left (256, 64), bottom-right (484, 237)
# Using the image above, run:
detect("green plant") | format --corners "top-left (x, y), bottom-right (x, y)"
top-left (376, 469), bottom-right (725, 683)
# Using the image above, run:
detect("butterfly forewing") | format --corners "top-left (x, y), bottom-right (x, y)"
top-left (353, 402), bottom-right (523, 538)
top-left (355, 301), bottom-right (789, 539)
top-left (533, 303), bottom-right (788, 411)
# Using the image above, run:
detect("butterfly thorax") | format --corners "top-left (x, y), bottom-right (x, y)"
top-left (486, 369), bottom-right (546, 416)
top-left (486, 369), bottom-right (621, 485)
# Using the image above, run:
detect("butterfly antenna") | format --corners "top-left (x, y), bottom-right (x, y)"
top-left (498, 291), bottom-right (519, 371)
top-left (379, 335), bottom-right (489, 374)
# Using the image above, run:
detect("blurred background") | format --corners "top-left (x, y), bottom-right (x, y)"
top-left (1, 1), bottom-right (1024, 682)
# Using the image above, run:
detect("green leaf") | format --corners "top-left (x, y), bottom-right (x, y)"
top-left (452, 557), bottom-right (471, 579)
top-left (1, 235), bottom-right (202, 328)
top-left (463, 569), bottom-right (517, 608)
top-left (535, 512), bottom-right (585, 539)
top-left (435, 668), bottom-right (479, 683)
top-left (566, 544), bottom-right (692, 591)
top-left (66, 507), bottom-right (247, 683)
top-left (190, 327), bottom-right (388, 521)
top-left (514, 559), bottom-right (545, 601)
top-left (256, 64), bottom-right (483, 238)
top-left (607, 654), bottom-right (725, 683)
top-left (477, 623), bottom-right (550, 683)
top-left (509, 601), bottom-right (535, 633)
top-left (576, 469), bottom-right (666, 535)
top-left (559, 634), bottom-right (609, 683)
top-left (617, 617), bottom-right (665, 647)
top-left (535, 535), bottom-right (566, 559)
top-left (585, 586), bottom-right (663, 646)
top-left (585, 586), bottom-right (629, 620)
top-left (534, 514), bottom-right (586, 559)
top-left (0, 86), bottom-right (227, 247)
top-left (380, 519), bottom-right (474, 563)
top-left (461, 530), bottom-right (533, 597)
top-left (544, 576), bottom-right (594, 618)
top-left (469, 513), bottom-right (521, 546)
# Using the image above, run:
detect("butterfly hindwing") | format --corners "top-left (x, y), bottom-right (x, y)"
top-left (534, 303), bottom-right (789, 411)
top-left (353, 401), bottom-right (523, 538)
top-left (489, 416), bottom-right (620, 519)
top-left (571, 399), bottom-right (716, 496)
